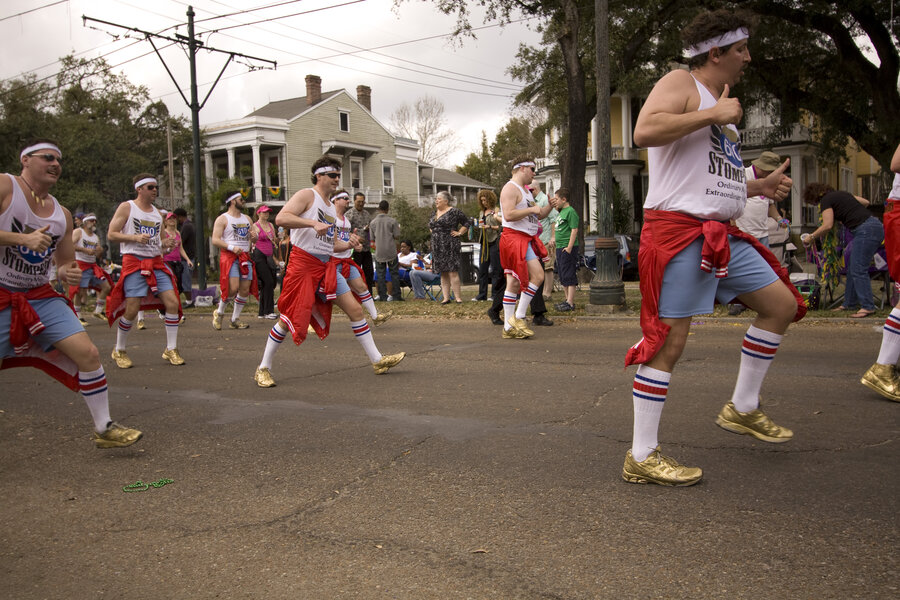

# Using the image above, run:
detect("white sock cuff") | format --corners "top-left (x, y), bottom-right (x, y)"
top-left (745, 324), bottom-right (783, 345)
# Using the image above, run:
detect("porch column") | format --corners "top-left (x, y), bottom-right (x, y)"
top-left (252, 143), bottom-right (262, 203)
top-left (226, 148), bottom-right (236, 178)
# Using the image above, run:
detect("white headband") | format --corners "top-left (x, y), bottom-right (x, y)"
top-left (513, 161), bottom-right (536, 170)
top-left (82, 215), bottom-right (97, 223)
top-left (332, 192), bottom-right (349, 201)
top-left (21, 143), bottom-right (61, 160)
top-left (685, 27), bottom-right (749, 58)
top-left (226, 192), bottom-right (242, 204)
top-left (314, 166), bottom-right (339, 175)
top-left (134, 177), bottom-right (157, 190)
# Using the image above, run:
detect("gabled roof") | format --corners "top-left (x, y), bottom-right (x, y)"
top-left (246, 90), bottom-right (342, 120)
top-left (420, 166), bottom-right (492, 189)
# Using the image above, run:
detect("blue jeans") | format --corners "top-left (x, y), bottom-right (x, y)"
top-left (375, 257), bottom-right (400, 300)
top-left (844, 217), bottom-right (884, 311)
top-left (409, 269), bottom-right (440, 299)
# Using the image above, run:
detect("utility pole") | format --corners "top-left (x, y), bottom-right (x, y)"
top-left (588, 0), bottom-right (626, 308)
top-left (166, 120), bottom-right (175, 208)
top-left (82, 7), bottom-right (276, 290)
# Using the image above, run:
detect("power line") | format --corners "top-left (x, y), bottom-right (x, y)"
top-left (204, 0), bottom-right (368, 34)
top-left (0, 0), bottom-right (68, 23)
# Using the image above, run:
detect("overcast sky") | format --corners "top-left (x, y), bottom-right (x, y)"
top-left (0, 0), bottom-right (545, 167)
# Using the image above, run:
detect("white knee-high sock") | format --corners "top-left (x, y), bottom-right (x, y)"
top-left (164, 313), bottom-right (179, 350)
top-left (259, 321), bottom-right (287, 369)
top-left (350, 319), bottom-right (381, 362)
top-left (358, 290), bottom-right (377, 319)
top-left (502, 292), bottom-right (517, 327)
top-left (231, 295), bottom-right (247, 321)
top-left (730, 325), bottom-right (783, 412)
top-left (876, 307), bottom-right (900, 365)
top-left (137, 310), bottom-right (145, 321)
top-left (93, 299), bottom-right (105, 314)
top-left (116, 317), bottom-right (133, 351)
top-left (631, 365), bottom-right (670, 462)
top-left (79, 367), bottom-right (111, 432)
top-left (217, 299), bottom-right (227, 315)
top-left (515, 282), bottom-right (539, 319)
top-left (73, 304), bottom-right (82, 318)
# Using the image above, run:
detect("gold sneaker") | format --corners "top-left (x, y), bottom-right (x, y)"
top-left (372, 310), bottom-right (393, 326)
top-left (373, 352), bottom-right (406, 374)
top-left (254, 367), bottom-right (276, 388)
top-left (92, 312), bottom-right (106, 321)
top-left (212, 311), bottom-right (222, 330)
top-left (110, 349), bottom-right (133, 369)
top-left (860, 363), bottom-right (900, 402)
top-left (502, 326), bottom-right (528, 339)
top-left (136, 319), bottom-right (146, 330)
top-left (92, 422), bottom-right (142, 449)
top-left (78, 317), bottom-right (89, 326)
top-left (161, 348), bottom-right (185, 366)
top-left (230, 319), bottom-right (249, 329)
top-left (715, 401), bottom-right (793, 443)
top-left (508, 316), bottom-right (534, 337)
top-left (622, 447), bottom-right (702, 486)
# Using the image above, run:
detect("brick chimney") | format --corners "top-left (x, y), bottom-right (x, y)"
top-left (356, 85), bottom-right (371, 112)
top-left (306, 75), bottom-right (322, 106)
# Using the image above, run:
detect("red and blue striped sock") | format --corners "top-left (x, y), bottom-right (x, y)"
top-left (351, 319), bottom-right (381, 362)
top-left (876, 307), bottom-right (900, 365)
top-left (79, 367), bottom-right (111, 432)
top-left (631, 365), bottom-right (670, 462)
top-left (731, 325), bottom-right (782, 412)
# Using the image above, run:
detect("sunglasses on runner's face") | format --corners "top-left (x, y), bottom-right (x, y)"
top-left (145, 185), bottom-right (158, 190)
top-left (29, 153), bottom-right (62, 164)
top-left (325, 173), bottom-right (340, 179)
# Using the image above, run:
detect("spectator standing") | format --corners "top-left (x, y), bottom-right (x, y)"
top-left (802, 183), bottom-right (883, 318)
top-left (252, 205), bottom-right (279, 319)
top-left (370, 200), bottom-right (402, 302)
top-left (173, 207), bottom-right (195, 308)
top-left (346, 192), bottom-right (374, 296)
top-left (162, 212), bottom-right (192, 308)
top-left (429, 191), bottom-right (469, 304)
top-left (553, 188), bottom-right (579, 311)
top-left (474, 189), bottom-right (502, 302)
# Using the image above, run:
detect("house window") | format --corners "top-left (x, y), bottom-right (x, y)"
top-left (840, 167), bottom-right (853, 193)
top-left (339, 111), bottom-right (349, 132)
top-left (382, 163), bottom-right (394, 194)
top-left (350, 159), bottom-right (362, 189)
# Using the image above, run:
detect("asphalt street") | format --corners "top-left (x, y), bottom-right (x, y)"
top-left (1, 312), bottom-right (897, 599)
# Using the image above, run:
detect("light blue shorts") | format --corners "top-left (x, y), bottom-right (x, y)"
top-left (525, 246), bottom-right (537, 261)
top-left (228, 261), bottom-right (255, 280)
top-left (345, 263), bottom-right (362, 281)
top-left (123, 270), bottom-right (175, 298)
top-left (79, 268), bottom-right (105, 289)
top-left (658, 236), bottom-right (779, 318)
top-left (0, 293), bottom-right (84, 356)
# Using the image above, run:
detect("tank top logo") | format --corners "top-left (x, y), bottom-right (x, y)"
top-left (316, 208), bottom-right (336, 244)
top-left (132, 217), bottom-right (160, 239)
top-left (231, 223), bottom-right (250, 239)
top-left (707, 124), bottom-right (745, 183)
top-left (5, 217), bottom-right (59, 270)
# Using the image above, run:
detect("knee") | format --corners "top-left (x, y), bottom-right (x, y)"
top-left (79, 342), bottom-right (102, 371)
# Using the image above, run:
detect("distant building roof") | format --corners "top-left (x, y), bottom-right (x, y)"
top-left (246, 91), bottom-right (342, 120)
top-left (420, 166), bottom-right (492, 189)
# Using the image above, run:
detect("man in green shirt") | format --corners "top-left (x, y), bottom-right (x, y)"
top-left (553, 188), bottom-right (579, 311)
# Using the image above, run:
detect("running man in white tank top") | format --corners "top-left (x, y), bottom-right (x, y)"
top-left (106, 173), bottom-right (184, 369)
top-left (622, 10), bottom-right (798, 487)
top-left (71, 213), bottom-right (112, 323)
top-left (0, 138), bottom-right (141, 449)
top-left (211, 191), bottom-right (258, 330)
top-left (253, 156), bottom-right (405, 388)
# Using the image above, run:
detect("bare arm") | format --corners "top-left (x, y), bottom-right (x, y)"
top-left (276, 189), bottom-right (329, 235)
top-left (634, 71), bottom-right (742, 148)
top-left (805, 208), bottom-right (835, 243)
top-left (107, 202), bottom-right (146, 245)
top-left (854, 195), bottom-right (870, 207)
top-left (55, 208), bottom-right (81, 286)
top-left (891, 142), bottom-right (900, 173)
top-left (210, 214), bottom-right (229, 250)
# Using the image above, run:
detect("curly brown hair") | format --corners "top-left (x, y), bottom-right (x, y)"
top-left (802, 182), bottom-right (835, 205)
top-left (477, 189), bottom-right (497, 210)
top-left (683, 9), bottom-right (754, 68)
top-left (310, 156), bottom-right (342, 185)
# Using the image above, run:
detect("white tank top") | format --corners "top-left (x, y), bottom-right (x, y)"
top-left (222, 212), bottom-right (253, 251)
top-left (501, 181), bottom-right (540, 236)
top-left (333, 213), bottom-right (353, 259)
top-left (74, 229), bottom-right (100, 263)
top-left (889, 173), bottom-right (900, 201)
top-left (290, 189), bottom-right (336, 256)
top-left (644, 75), bottom-right (746, 221)
top-left (0, 174), bottom-right (66, 289)
top-left (119, 200), bottom-right (163, 258)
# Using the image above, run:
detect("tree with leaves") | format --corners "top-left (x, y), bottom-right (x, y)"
top-left (456, 117), bottom-right (543, 191)
top-left (389, 95), bottom-right (460, 167)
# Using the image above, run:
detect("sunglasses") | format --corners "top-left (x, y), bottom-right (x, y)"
top-left (144, 185), bottom-right (159, 190)
top-left (324, 173), bottom-right (341, 180)
top-left (29, 153), bottom-right (62, 164)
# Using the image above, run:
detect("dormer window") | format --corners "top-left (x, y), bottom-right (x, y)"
top-left (339, 111), bottom-right (349, 132)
